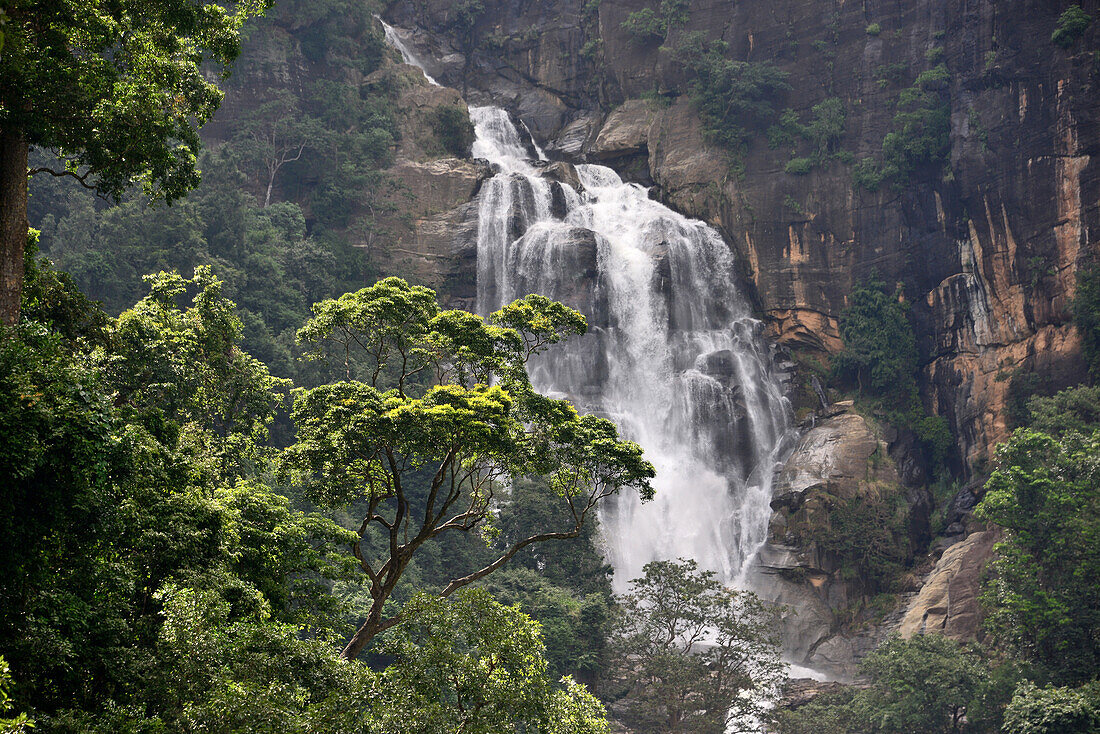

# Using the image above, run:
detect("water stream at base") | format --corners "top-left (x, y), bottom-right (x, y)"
top-left (381, 20), bottom-right (797, 593)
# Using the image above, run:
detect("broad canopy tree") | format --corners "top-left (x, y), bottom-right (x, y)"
top-left (0, 0), bottom-right (268, 324)
top-left (602, 559), bottom-right (784, 734)
top-left (282, 277), bottom-right (656, 660)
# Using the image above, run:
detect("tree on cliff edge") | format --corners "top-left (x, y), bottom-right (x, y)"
top-left (0, 0), bottom-right (269, 325)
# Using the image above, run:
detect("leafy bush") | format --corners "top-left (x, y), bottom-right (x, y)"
top-left (1027, 385), bottom-right (1100, 436)
top-left (785, 157), bottom-right (814, 175)
top-left (678, 38), bottom-right (790, 155)
top-left (431, 104), bottom-right (476, 157)
top-left (852, 157), bottom-right (885, 191)
top-left (865, 22), bottom-right (881, 36)
top-left (834, 273), bottom-right (918, 400)
top-left (880, 82), bottom-right (951, 181)
top-left (1052, 5), bottom-right (1092, 48)
top-left (1002, 681), bottom-right (1100, 734)
top-left (855, 63), bottom-right (951, 190)
top-left (621, 0), bottom-right (689, 43)
top-left (1074, 266), bottom-right (1100, 378)
top-left (813, 492), bottom-right (909, 592)
top-left (621, 8), bottom-right (663, 41)
top-left (772, 635), bottom-right (1008, 734)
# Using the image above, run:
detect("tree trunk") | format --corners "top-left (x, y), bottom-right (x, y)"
top-left (0, 129), bottom-right (29, 326)
top-left (339, 604), bottom-right (401, 661)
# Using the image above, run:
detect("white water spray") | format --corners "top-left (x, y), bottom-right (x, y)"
top-left (377, 20), bottom-right (796, 593)
top-left (470, 105), bottom-right (796, 590)
top-left (378, 17), bottom-right (441, 86)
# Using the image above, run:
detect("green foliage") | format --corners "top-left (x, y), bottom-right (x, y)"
top-left (810, 492), bottom-right (909, 593)
top-left (865, 22), bottom-right (882, 36)
top-left (431, 104), bottom-right (476, 157)
top-left (778, 97), bottom-right (847, 175)
top-left (1026, 385), bottom-right (1100, 436)
top-left (485, 476), bottom-right (617, 683)
top-left (834, 274), bottom-right (918, 402)
top-left (144, 584), bottom-right (376, 733)
top-left (1002, 681), bottom-right (1100, 734)
top-left (1073, 266), bottom-right (1100, 378)
top-left (874, 62), bottom-right (910, 88)
top-left (27, 2), bottom-right (402, 376)
top-left (785, 157), bottom-right (814, 175)
top-left (31, 152), bottom-right (379, 380)
top-left (285, 278), bottom-right (654, 659)
top-left (375, 589), bottom-right (610, 734)
top-left (0, 657), bottom-right (31, 733)
top-left (772, 635), bottom-right (1009, 734)
top-left (2, 0), bottom-right (268, 203)
top-left (0, 266), bottom-right (358, 724)
top-left (676, 38), bottom-right (790, 157)
top-left (975, 428), bottom-right (1100, 684)
top-left (621, 0), bottom-right (689, 43)
top-left (603, 559), bottom-right (784, 734)
top-left (1052, 6), bottom-right (1092, 48)
top-left (852, 157), bottom-right (885, 191)
top-left (880, 72), bottom-right (951, 181)
top-left (855, 63), bottom-right (951, 190)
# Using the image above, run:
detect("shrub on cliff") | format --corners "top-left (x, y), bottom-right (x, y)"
top-left (1073, 266), bottom-right (1100, 379)
top-left (834, 273), bottom-right (918, 401)
top-left (674, 36), bottom-right (789, 158)
top-left (431, 104), bottom-right (476, 157)
top-left (621, 0), bottom-right (689, 44)
top-left (1052, 6), bottom-right (1092, 49)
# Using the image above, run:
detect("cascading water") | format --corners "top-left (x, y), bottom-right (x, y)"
top-left (380, 20), bottom-right (796, 592)
top-left (470, 106), bottom-right (796, 590)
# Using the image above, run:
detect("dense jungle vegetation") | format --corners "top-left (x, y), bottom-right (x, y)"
top-left (1, 0), bottom-right (1099, 732)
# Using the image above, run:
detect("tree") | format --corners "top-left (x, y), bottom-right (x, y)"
top-left (282, 278), bottom-right (655, 660)
top-left (0, 0), bottom-right (268, 324)
top-left (233, 93), bottom-right (326, 208)
top-left (374, 588), bottom-right (610, 734)
top-left (975, 428), bottom-right (1100, 684)
top-left (834, 273), bottom-right (918, 401)
top-left (1073, 266), bottom-right (1100, 379)
top-left (1, 265), bottom-right (355, 720)
top-left (603, 559), bottom-right (784, 734)
top-left (771, 635), bottom-right (1008, 734)
top-left (1002, 681), bottom-right (1100, 734)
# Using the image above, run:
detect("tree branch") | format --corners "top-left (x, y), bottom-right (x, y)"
top-left (28, 166), bottom-right (97, 190)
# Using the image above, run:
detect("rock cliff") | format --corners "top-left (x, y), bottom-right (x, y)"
top-left (752, 404), bottom-right (931, 679)
top-left (384, 0), bottom-right (1099, 472)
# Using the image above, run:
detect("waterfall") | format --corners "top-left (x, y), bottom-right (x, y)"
top-left (378, 17), bottom-right (441, 86)
top-left (470, 106), bottom-right (796, 590)
top-left (379, 20), bottom-right (796, 592)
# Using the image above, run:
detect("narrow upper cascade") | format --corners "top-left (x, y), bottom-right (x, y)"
top-left (378, 18), bottom-right (441, 86)
top-left (382, 21), bottom-right (797, 592)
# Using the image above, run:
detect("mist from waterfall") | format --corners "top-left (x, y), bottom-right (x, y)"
top-left (469, 106), bottom-right (797, 591)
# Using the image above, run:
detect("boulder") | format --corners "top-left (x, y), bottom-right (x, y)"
top-left (898, 530), bottom-right (997, 641)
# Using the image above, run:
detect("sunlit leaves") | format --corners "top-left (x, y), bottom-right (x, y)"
top-left (2, 0), bottom-right (269, 202)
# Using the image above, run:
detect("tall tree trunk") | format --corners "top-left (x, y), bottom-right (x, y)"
top-left (0, 129), bottom-right (29, 326)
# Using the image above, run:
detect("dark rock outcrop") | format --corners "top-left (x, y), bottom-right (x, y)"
top-left (752, 405), bottom-right (931, 679)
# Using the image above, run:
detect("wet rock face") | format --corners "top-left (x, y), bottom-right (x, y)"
top-left (384, 0), bottom-right (1100, 472)
top-left (752, 406), bottom-right (931, 680)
